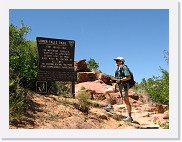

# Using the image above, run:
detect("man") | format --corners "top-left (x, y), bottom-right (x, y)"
top-left (104, 57), bottom-right (133, 122)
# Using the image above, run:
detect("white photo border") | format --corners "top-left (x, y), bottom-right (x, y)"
top-left (0, 0), bottom-right (179, 139)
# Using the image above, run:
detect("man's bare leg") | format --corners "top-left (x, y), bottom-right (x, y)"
top-left (104, 87), bottom-right (115, 111)
top-left (123, 97), bottom-right (133, 122)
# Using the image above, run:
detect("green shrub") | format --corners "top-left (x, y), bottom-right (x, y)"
top-left (47, 81), bottom-right (70, 97)
top-left (154, 121), bottom-right (169, 129)
top-left (144, 68), bottom-right (169, 105)
top-left (86, 58), bottom-right (99, 72)
top-left (9, 22), bottom-right (38, 124)
top-left (77, 87), bottom-right (90, 113)
top-left (133, 51), bottom-right (169, 105)
top-left (159, 121), bottom-right (169, 129)
top-left (9, 88), bottom-right (28, 124)
top-left (9, 23), bottom-right (37, 90)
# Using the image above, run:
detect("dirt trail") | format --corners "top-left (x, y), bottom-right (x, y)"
top-left (10, 81), bottom-right (169, 129)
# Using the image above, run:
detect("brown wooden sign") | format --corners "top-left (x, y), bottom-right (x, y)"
top-left (37, 70), bottom-right (77, 81)
top-left (36, 37), bottom-right (76, 97)
top-left (36, 37), bottom-right (76, 81)
top-left (36, 37), bottom-right (75, 72)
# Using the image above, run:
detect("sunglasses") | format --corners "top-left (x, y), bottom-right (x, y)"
top-left (115, 60), bottom-right (121, 62)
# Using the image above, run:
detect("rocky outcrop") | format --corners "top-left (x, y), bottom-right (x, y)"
top-left (98, 73), bottom-right (112, 84)
top-left (74, 59), bottom-right (88, 72)
top-left (129, 93), bottom-right (139, 100)
top-left (77, 72), bottom-right (97, 83)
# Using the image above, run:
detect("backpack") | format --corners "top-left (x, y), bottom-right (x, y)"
top-left (122, 65), bottom-right (136, 88)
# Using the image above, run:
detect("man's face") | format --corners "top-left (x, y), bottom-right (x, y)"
top-left (115, 60), bottom-right (122, 66)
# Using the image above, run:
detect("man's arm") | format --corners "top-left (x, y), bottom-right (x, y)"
top-left (121, 76), bottom-right (131, 81)
top-left (116, 66), bottom-right (131, 83)
top-left (116, 76), bottom-right (131, 84)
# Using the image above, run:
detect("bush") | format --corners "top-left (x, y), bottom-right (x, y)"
top-left (9, 23), bottom-right (37, 90)
top-left (77, 87), bottom-right (90, 113)
top-left (47, 81), bottom-right (70, 97)
top-left (154, 120), bottom-right (169, 129)
top-left (158, 121), bottom-right (169, 129)
top-left (9, 22), bottom-right (38, 124)
top-left (135, 68), bottom-right (169, 105)
top-left (86, 58), bottom-right (99, 72)
top-left (133, 50), bottom-right (169, 105)
top-left (145, 68), bottom-right (169, 105)
top-left (9, 88), bottom-right (28, 124)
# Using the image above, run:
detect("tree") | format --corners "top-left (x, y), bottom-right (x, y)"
top-left (9, 22), bottom-right (38, 124)
top-left (134, 50), bottom-right (169, 105)
top-left (144, 68), bottom-right (169, 105)
top-left (9, 23), bottom-right (37, 90)
top-left (86, 58), bottom-right (99, 72)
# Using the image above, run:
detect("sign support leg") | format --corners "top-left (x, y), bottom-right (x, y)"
top-left (71, 81), bottom-right (75, 98)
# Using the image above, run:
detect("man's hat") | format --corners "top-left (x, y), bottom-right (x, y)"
top-left (114, 57), bottom-right (125, 62)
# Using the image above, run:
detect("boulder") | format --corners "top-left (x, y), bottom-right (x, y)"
top-left (129, 93), bottom-right (139, 100)
top-left (92, 93), bottom-right (106, 100)
top-left (157, 104), bottom-right (165, 113)
top-left (98, 73), bottom-right (111, 84)
top-left (74, 59), bottom-right (87, 72)
top-left (77, 72), bottom-right (97, 83)
top-left (86, 89), bottom-right (96, 100)
top-left (163, 111), bottom-right (169, 119)
top-left (110, 93), bottom-right (123, 105)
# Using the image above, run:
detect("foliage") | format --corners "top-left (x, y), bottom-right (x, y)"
top-left (134, 68), bottom-right (169, 105)
top-left (47, 81), bottom-right (70, 97)
top-left (9, 22), bottom-right (75, 124)
top-left (77, 86), bottom-right (90, 113)
top-left (158, 121), bottom-right (169, 129)
top-left (9, 23), bottom-right (37, 90)
top-left (86, 58), bottom-right (99, 72)
top-left (147, 68), bottom-right (169, 105)
top-left (9, 22), bottom-right (38, 124)
top-left (9, 87), bottom-right (28, 123)
top-left (154, 120), bottom-right (169, 129)
top-left (133, 51), bottom-right (169, 105)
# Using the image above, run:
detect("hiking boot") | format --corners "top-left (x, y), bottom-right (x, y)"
top-left (123, 116), bottom-right (133, 122)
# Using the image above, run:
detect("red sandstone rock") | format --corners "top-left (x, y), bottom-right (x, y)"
top-left (157, 104), bottom-right (165, 113)
top-left (77, 72), bottom-right (97, 83)
top-left (98, 73), bottom-right (111, 84)
top-left (163, 111), bottom-right (169, 119)
top-left (74, 59), bottom-right (87, 72)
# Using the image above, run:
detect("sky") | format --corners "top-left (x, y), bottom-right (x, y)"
top-left (9, 9), bottom-right (169, 83)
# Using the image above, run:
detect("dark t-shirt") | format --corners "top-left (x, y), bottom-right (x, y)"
top-left (115, 65), bottom-right (130, 79)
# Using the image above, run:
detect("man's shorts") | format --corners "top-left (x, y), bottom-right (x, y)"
top-left (105, 83), bottom-right (129, 98)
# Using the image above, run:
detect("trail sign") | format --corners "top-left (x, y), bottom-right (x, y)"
top-left (36, 37), bottom-right (76, 81)
top-left (36, 37), bottom-right (75, 72)
top-left (36, 37), bottom-right (76, 97)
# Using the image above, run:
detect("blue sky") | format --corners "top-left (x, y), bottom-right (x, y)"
top-left (9, 9), bottom-right (169, 83)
